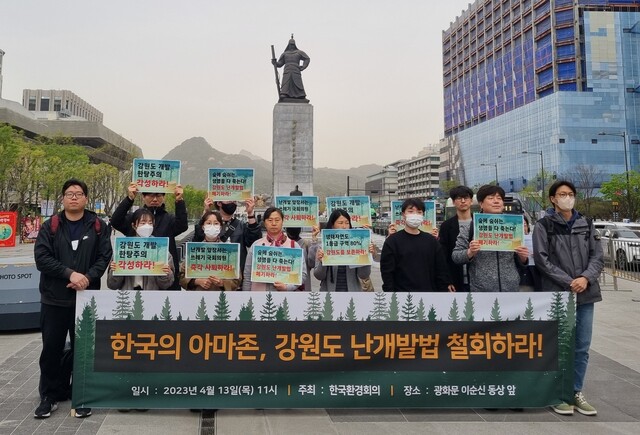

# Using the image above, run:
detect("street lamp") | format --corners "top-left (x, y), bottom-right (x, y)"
top-left (522, 150), bottom-right (545, 208)
top-left (599, 131), bottom-right (631, 219)
top-left (480, 163), bottom-right (499, 186)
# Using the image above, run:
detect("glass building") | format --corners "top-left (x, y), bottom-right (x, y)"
top-left (442, 1), bottom-right (640, 192)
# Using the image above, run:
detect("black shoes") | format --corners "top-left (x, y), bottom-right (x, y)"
top-left (34, 397), bottom-right (58, 419)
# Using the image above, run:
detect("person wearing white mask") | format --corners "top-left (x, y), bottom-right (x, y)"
top-left (179, 211), bottom-right (240, 291)
top-left (380, 198), bottom-right (453, 292)
top-left (107, 208), bottom-right (174, 291)
top-left (533, 180), bottom-right (603, 417)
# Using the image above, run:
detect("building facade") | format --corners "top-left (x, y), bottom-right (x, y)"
top-left (22, 89), bottom-right (103, 123)
top-left (442, 0), bottom-right (640, 190)
top-left (365, 164), bottom-right (402, 215)
top-left (398, 146), bottom-right (441, 199)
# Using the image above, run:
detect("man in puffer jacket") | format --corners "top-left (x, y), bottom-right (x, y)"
top-left (533, 180), bottom-right (603, 417)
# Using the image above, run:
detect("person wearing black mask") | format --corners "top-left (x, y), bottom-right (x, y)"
top-left (110, 182), bottom-right (188, 290)
top-left (193, 197), bottom-right (262, 288)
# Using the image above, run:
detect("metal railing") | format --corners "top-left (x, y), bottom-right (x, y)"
top-left (601, 237), bottom-right (640, 290)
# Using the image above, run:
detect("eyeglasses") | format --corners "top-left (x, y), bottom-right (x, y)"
top-left (63, 192), bottom-right (85, 199)
top-left (555, 192), bottom-right (575, 199)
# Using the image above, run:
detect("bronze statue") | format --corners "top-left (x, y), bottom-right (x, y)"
top-left (271, 35), bottom-right (310, 103)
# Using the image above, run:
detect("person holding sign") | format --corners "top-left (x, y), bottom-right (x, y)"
top-left (309, 209), bottom-right (373, 292)
top-left (111, 182), bottom-right (187, 290)
top-left (180, 210), bottom-right (241, 291)
top-left (439, 185), bottom-right (474, 292)
top-left (242, 207), bottom-right (307, 291)
top-left (107, 209), bottom-right (174, 291)
top-left (193, 197), bottom-right (261, 281)
top-left (452, 185), bottom-right (529, 292)
top-left (380, 198), bottom-right (452, 292)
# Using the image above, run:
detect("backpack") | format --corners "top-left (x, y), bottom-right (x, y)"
top-left (538, 214), bottom-right (592, 257)
top-left (50, 214), bottom-right (102, 236)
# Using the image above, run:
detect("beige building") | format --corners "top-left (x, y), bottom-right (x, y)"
top-left (22, 89), bottom-right (103, 123)
top-left (397, 146), bottom-right (440, 200)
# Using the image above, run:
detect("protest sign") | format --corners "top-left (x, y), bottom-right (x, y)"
top-left (208, 168), bottom-right (254, 201)
top-left (275, 196), bottom-right (319, 227)
top-left (391, 200), bottom-right (437, 232)
top-left (132, 159), bottom-right (181, 194)
top-left (320, 229), bottom-right (371, 266)
top-left (113, 237), bottom-right (170, 276)
top-left (325, 196), bottom-right (371, 227)
top-left (184, 242), bottom-right (240, 279)
top-left (473, 213), bottom-right (525, 251)
top-left (250, 245), bottom-right (304, 285)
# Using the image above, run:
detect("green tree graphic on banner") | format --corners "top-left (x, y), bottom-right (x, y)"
top-left (345, 298), bottom-right (357, 321)
top-left (427, 304), bottom-right (438, 321)
top-left (370, 291), bottom-right (388, 320)
top-left (304, 291), bottom-right (322, 320)
top-left (416, 298), bottom-right (426, 321)
top-left (321, 292), bottom-right (334, 321)
top-left (260, 292), bottom-right (277, 321)
top-left (74, 304), bottom-right (96, 402)
top-left (131, 290), bottom-right (144, 320)
top-left (490, 298), bottom-right (502, 321)
top-left (387, 292), bottom-right (399, 320)
top-left (112, 289), bottom-right (132, 320)
top-left (463, 292), bottom-right (475, 321)
top-left (160, 297), bottom-right (172, 321)
top-left (214, 291), bottom-right (231, 321)
top-left (448, 298), bottom-right (460, 321)
top-left (523, 298), bottom-right (534, 320)
top-left (401, 293), bottom-right (417, 321)
top-left (276, 298), bottom-right (291, 321)
top-left (195, 297), bottom-right (209, 321)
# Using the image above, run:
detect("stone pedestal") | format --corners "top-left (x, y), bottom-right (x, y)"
top-left (272, 103), bottom-right (313, 198)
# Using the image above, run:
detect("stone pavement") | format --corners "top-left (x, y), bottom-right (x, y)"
top-left (1, 240), bottom-right (639, 434)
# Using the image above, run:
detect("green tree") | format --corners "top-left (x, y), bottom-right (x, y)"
top-left (463, 292), bottom-right (475, 321)
top-left (213, 291), bottom-right (231, 320)
top-left (277, 297), bottom-right (291, 321)
top-left (160, 296), bottom-right (173, 321)
top-left (448, 298), bottom-right (460, 321)
top-left (416, 298), bottom-right (426, 321)
top-left (369, 291), bottom-right (388, 320)
top-left (260, 292), bottom-right (278, 321)
top-left (239, 297), bottom-right (256, 321)
top-left (400, 293), bottom-right (417, 321)
top-left (182, 185), bottom-right (208, 220)
top-left (195, 296), bottom-right (209, 321)
top-left (0, 125), bottom-right (21, 210)
top-left (600, 171), bottom-right (640, 221)
top-left (523, 297), bottom-right (535, 321)
top-left (321, 292), bottom-right (334, 321)
top-left (387, 292), bottom-right (399, 320)
top-left (131, 290), bottom-right (144, 320)
top-left (345, 297), bottom-right (357, 321)
top-left (490, 298), bottom-right (502, 321)
top-left (176, 312), bottom-right (183, 321)
top-left (304, 291), bottom-right (322, 320)
top-left (427, 305), bottom-right (438, 321)
top-left (74, 304), bottom-right (96, 398)
top-left (112, 289), bottom-right (132, 320)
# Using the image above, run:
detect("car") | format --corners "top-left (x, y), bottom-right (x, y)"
top-left (600, 227), bottom-right (640, 270)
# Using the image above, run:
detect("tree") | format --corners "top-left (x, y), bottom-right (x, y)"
top-left (160, 296), bottom-right (173, 321)
top-left (0, 125), bottom-right (21, 210)
top-left (600, 171), bottom-right (640, 221)
top-left (213, 291), bottom-right (231, 320)
top-left (131, 290), bottom-right (144, 320)
top-left (345, 298), bottom-right (357, 321)
top-left (448, 298), bottom-right (460, 321)
top-left (400, 293), bottom-right (417, 321)
top-left (112, 290), bottom-right (132, 320)
top-left (239, 297), bottom-right (256, 321)
top-left (182, 185), bottom-right (208, 220)
top-left (74, 304), bottom-right (96, 397)
top-left (277, 297), bottom-right (291, 321)
top-left (416, 298), bottom-right (426, 321)
top-left (196, 296), bottom-right (209, 321)
top-left (321, 292), bottom-right (334, 321)
top-left (522, 298), bottom-right (535, 321)
top-left (369, 291), bottom-right (388, 320)
top-left (260, 292), bottom-right (278, 321)
top-left (427, 305), bottom-right (438, 321)
top-left (462, 292), bottom-right (475, 321)
top-left (304, 291), bottom-right (322, 320)
top-left (387, 292), bottom-right (399, 320)
top-left (573, 165), bottom-right (604, 216)
top-left (490, 298), bottom-right (502, 321)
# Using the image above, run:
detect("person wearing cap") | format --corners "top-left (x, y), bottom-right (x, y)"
top-left (110, 182), bottom-right (188, 290)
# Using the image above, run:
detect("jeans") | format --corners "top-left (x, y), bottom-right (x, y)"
top-left (574, 302), bottom-right (594, 392)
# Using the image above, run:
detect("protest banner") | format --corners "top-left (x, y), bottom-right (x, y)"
top-left (473, 213), bottom-right (525, 251)
top-left (0, 212), bottom-right (17, 248)
top-left (275, 196), bottom-right (319, 228)
top-left (391, 200), bottom-right (437, 232)
top-left (325, 196), bottom-right (371, 227)
top-left (184, 242), bottom-right (240, 279)
top-left (113, 237), bottom-right (170, 276)
top-left (320, 229), bottom-right (371, 266)
top-left (250, 245), bottom-right (304, 285)
top-left (72, 290), bottom-right (575, 409)
top-left (132, 159), bottom-right (181, 194)
top-left (208, 168), bottom-right (254, 201)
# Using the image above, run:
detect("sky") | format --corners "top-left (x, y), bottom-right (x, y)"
top-left (0, 0), bottom-right (473, 169)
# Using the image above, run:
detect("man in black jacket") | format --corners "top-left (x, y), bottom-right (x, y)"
top-left (34, 179), bottom-right (112, 419)
top-left (192, 197), bottom-right (262, 288)
top-left (110, 182), bottom-right (188, 290)
top-left (438, 185), bottom-right (474, 292)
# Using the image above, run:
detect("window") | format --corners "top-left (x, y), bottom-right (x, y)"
top-left (28, 96), bottom-right (36, 111)
top-left (53, 97), bottom-right (61, 111)
top-left (592, 139), bottom-right (597, 144)
top-left (40, 97), bottom-right (50, 111)
top-left (559, 138), bottom-right (565, 143)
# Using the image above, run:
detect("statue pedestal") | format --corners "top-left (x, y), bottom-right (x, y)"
top-left (272, 103), bottom-right (314, 198)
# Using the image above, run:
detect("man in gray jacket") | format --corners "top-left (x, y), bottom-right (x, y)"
top-left (533, 179), bottom-right (603, 417)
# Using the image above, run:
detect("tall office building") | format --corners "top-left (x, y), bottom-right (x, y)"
top-left (442, 0), bottom-right (640, 191)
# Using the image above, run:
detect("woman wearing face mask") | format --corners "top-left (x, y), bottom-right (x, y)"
top-left (452, 185), bottom-right (529, 292)
top-left (242, 207), bottom-right (307, 291)
top-left (107, 208), bottom-right (174, 291)
top-left (309, 209), bottom-right (373, 292)
top-left (179, 211), bottom-right (241, 291)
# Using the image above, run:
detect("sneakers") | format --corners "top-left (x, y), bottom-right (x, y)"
top-left (574, 391), bottom-right (597, 416)
top-left (551, 402), bottom-right (574, 415)
top-left (34, 397), bottom-right (58, 419)
top-left (74, 407), bottom-right (92, 418)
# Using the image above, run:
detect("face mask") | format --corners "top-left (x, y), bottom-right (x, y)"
top-left (136, 224), bottom-right (153, 238)
top-left (204, 224), bottom-right (221, 239)
top-left (220, 202), bottom-right (237, 215)
top-left (404, 214), bottom-right (424, 229)
top-left (556, 196), bottom-right (575, 212)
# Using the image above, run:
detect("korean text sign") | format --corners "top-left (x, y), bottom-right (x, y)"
top-left (321, 229), bottom-right (372, 266)
top-left (251, 245), bottom-right (304, 285)
top-left (0, 211), bottom-right (17, 248)
top-left (473, 213), bottom-right (524, 251)
top-left (132, 159), bottom-right (181, 194)
top-left (208, 168), bottom-right (254, 201)
top-left (185, 242), bottom-right (240, 279)
top-left (275, 196), bottom-right (319, 227)
top-left (113, 237), bottom-right (170, 276)
top-left (325, 196), bottom-right (371, 227)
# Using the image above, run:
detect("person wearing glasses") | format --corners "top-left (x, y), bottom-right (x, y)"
top-left (533, 180), bottom-right (603, 416)
top-left (110, 182), bottom-right (188, 290)
top-left (439, 186), bottom-right (474, 292)
top-left (33, 179), bottom-right (112, 419)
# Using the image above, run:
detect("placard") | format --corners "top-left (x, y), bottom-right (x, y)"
top-left (325, 196), bottom-right (371, 227)
top-left (320, 229), bottom-right (372, 266)
top-left (132, 159), bottom-right (181, 193)
top-left (473, 213), bottom-right (525, 251)
top-left (275, 196), bottom-right (319, 227)
top-left (184, 242), bottom-right (240, 279)
top-left (208, 168), bottom-right (254, 201)
top-left (113, 237), bottom-right (170, 276)
top-left (391, 200), bottom-right (437, 232)
top-left (250, 245), bottom-right (304, 285)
